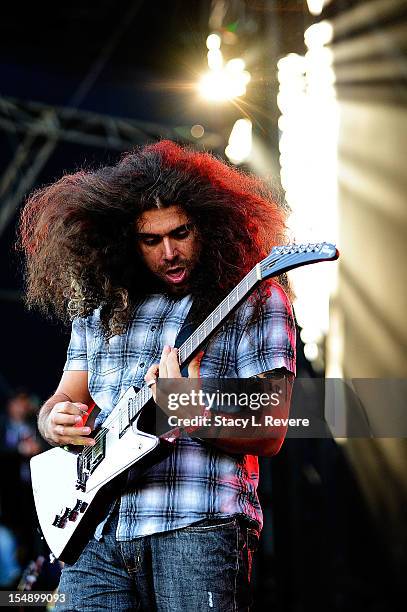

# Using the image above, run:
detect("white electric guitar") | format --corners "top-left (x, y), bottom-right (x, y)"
top-left (31, 242), bottom-right (338, 562)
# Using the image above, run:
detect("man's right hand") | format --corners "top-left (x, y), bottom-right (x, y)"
top-left (41, 401), bottom-right (96, 447)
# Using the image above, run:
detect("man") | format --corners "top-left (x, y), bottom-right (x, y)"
top-left (19, 140), bottom-right (296, 611)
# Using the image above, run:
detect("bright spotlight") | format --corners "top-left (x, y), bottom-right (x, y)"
top-left (242, 70), bottom-right (251, 85)
top-left (225, 119), bottom-right (252, 164)
top-left (306, 0), bottom-right (325, 15)
top-left (198, 70), bottom-right (248, 101)
top-left (304, 342), bottom-right (319, 362)
top-left (207, 49), bottom-right (223, 71)
top-left (226, 58), bottom-right (246, 73)
top-left (277, 22), bottom-right (339, 366)
top-left (304, 21), bottom-right (333, 48)
top-left (206, 33), bottom-right (221, 50)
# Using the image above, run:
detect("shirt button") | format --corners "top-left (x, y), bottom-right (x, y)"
top-left (139, 362), bottom-right (145, 368)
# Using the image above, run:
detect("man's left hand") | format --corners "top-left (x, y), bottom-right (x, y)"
top-left (144, 345), bottom-right (203, 402)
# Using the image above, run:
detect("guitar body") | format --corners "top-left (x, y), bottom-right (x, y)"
top-left (31, 387), bottom-right (172, 563)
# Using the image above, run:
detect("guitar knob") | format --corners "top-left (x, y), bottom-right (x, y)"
top-left (52, 509), bottom-right (70, 529)
top-left (52, 514), bottom-right (62, 527)
top-left (55, 507), bottom-right (71, 529)
top-left (69, 499), bottom-right (84, 521)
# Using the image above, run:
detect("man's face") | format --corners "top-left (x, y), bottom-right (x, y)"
top-left (135, 205), bottom-right (201, 293)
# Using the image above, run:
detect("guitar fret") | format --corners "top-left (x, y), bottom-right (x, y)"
top-left (189, 334), bottom-right (195, 353)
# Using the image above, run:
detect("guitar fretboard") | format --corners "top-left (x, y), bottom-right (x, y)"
top-left (177, 267), bottom-right (259, 367)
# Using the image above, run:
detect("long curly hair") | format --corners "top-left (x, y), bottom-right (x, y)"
top-left (18, 140), bottom-right (291, 338)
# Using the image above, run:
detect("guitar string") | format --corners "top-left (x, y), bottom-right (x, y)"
top-left (79, 249), bottom-right (319, 460)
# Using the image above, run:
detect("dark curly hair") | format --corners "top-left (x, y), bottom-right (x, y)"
top-left (18, 140), bottom-right (291, 338)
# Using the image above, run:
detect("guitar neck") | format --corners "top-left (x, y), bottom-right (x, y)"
top-left (177, 266), bottom-right (260, 368)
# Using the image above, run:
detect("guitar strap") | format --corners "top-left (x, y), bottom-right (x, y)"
top-left (173, 297), bottom-right (202, 376)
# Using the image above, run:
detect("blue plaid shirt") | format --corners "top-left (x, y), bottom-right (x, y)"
top-left (64, 284), bottom-right (296, 541)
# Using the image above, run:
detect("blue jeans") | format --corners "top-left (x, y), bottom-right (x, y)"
top-left (57, 510), bottom-right (259, 611)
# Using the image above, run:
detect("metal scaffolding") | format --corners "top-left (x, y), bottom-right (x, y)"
top-left (0, 95), bottom-right (212, 238)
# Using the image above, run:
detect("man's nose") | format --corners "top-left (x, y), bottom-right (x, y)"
top-left (162, 237), bottom-right (177, 261)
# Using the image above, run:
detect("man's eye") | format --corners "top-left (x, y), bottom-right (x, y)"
top-left (141, 237), bottom-right (160, 246)
top-left (173, 228), bottom-right (190, 240)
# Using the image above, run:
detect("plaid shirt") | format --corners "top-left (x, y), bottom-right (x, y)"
top-left (64, 284), bottom-right (296, 541)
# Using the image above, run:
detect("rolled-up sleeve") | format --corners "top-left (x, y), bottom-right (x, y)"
top-left (235, 283), bottom-right (296, 378)
top-left (63, 318), bottom-right (88, 371)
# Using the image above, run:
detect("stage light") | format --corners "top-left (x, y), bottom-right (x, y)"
top-left (206, 33), bottom-right (221, 50)
top-left (277, 25), bottom-right (339, 365)
top-left (304, 342), bottom-right (319, 362)
top-left (300, 326), bottom-right (323, 344)
top-left (306, 0), bottom-right (325, 15)
top-left (277, 53), bottom-right (306, 77)
top-left (198, 69), bottom-right (248, 101)
top-left (199, 54), bottom-right (251, 102)
top-left (304, 21), bottom-right (333, 48)
top-left (241, 70), bottom-right (251, 85)
top-left (207, 49), bottom-right (223, 71)
top-left (226, 58), bottom-right (246, 72)
top-left (225, 119), bottom-right (252, 164)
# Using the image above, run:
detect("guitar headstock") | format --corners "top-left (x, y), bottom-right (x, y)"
top-left (260, 242), bottom-right (339, 279)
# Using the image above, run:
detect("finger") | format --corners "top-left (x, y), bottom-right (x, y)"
top-left (166, 348), bottom-right (182, 378)
top-left (159, 345), bottom-right (171, 378)
top-left (55, 425), bottom-right (92, 438)
top-left (73, 402), bottom-right (90, 414)
top-left (144, 364), bottom-right (159, 382)
top-left (187, 351), bottom-right (204, 378)
top-left (59, 435), bottom-right (96, 447)
top-left (53, 413), bottom-right (84, 426)
top-left (55, 402), bottom-right (89, 415)
top-left (144, 364), bottom-right (159, 400)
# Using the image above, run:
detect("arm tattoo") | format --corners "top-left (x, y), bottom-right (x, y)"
top-left (251, 368), bottom-right (294, 399)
